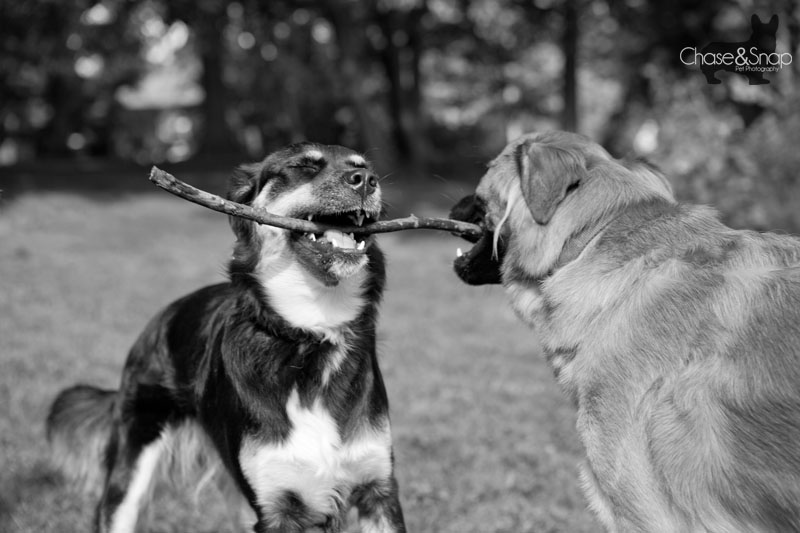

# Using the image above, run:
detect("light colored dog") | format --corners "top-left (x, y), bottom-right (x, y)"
top-left (450, 130), bottom-right (800, 532)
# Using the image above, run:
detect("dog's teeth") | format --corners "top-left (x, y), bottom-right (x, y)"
top-left (356, 211), bottom-right (365, 226)
top-left (348, 233), bottom-right (354, 239)
top-left (307, 215), bottom-right (313, 221)
top-left (457, 247), bottom-right (463, 257)
top-left (331, 240), bottom-right (338, 248)
top-left (357, 240), bottom-right (365, 250)
top-left (309, 233), bottom-right (316, 241)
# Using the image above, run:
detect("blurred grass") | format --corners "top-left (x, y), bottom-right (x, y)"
top-left (0, 179), bottom-right (597, 532)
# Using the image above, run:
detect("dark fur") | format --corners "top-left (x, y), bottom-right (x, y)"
top-left (700, 14), bottom-right (778, 85)
top-left (47, 143), bottom-right (405, 533)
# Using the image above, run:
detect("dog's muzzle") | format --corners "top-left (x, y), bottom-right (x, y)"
top-left (449, 194), bottom-right (504, 285)
top-left (343, 169), bottom-right (378, 201)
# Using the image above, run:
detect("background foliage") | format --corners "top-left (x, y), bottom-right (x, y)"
top-left (2, 0), bottom-right (799, 228)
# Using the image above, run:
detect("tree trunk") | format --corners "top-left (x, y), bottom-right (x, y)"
top-left (375, 7), bottom-right (410, 158)
top-left (787, 2), bottom-right (799, 81)
top-left (601, 70), bottom-right (650, 156)
top-left (562, 0), bottom-right (578, 133)
top-left (196, 12), bottom-right (239, 154)
top-left (373, 2), bottom-right (429, 172)
top-left (323, 0), bottom-right (395, 171)
top-left (39, 75), bottom-right (77, 156)
top-left (402, 3), bottom-right (429, 170)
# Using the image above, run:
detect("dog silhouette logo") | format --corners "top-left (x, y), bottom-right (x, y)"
top-left (680, 14), bottom-right (792, 85)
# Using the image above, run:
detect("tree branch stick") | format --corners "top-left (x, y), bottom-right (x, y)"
top-left (148, 167), bottom-right (483, 239)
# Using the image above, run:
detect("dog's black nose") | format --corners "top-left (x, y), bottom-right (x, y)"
top-left (343, 169), bottom-right (378, 198)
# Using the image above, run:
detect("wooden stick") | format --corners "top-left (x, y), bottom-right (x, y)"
top-left (148, 166), bottom-right (483, 239)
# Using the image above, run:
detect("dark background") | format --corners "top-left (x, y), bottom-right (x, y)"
top-left (1, 0), bottom-right (799, 229)
top-left (1, 1), bottom-right (799, 532)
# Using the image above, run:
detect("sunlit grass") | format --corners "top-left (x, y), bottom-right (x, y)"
top-left (0, 189), bottom-right (597, 532)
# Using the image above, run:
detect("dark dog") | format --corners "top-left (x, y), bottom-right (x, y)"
top-left (450, 131), bottom-right (800, 532)
top-left (47, 143), bottom-right (406, 533)
top-left (700, 14), bottom-right (778, 85)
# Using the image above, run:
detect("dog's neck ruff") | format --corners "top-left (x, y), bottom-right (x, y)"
top-left (542, 215), bottom-right (618, 280)
top-left (259, 258), bottom-right (368, 342)
top-left (542, 199), bottom-right (678, 281)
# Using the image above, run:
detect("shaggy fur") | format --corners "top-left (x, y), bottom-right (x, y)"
top-left (450, 130), bottom-right (800, 532)
top-left (47, 142), bottom-right (406, 533)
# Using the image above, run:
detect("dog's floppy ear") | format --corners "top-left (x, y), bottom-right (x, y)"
top-left (227, 163), bottom-right (263, 241)
top-left (517, 140), bottom-right (586, 225)
top-left (228, 163), bottom-right (262, 205)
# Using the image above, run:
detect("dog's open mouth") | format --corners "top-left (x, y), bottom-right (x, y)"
top-left (452, 231), bottom-right (504, 285)
top-left (294, 210), bottom-right (377, 253)
top-left (449, 194), bottom-right (504, 285)
top-left (288, 208), bottom-right (380, 285)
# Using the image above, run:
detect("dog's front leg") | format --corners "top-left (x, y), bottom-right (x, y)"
top-left (351, 477), bottom-right (407, 533)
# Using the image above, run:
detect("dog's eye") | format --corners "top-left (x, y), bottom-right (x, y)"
top-left (290, 163), bottom-right (322, 173)
top-left (565, 180), bottom-right (581, 195)
top-left (289, 155), bottom-right (326, 173)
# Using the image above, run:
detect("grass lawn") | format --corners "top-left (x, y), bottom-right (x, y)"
top-left (0, 176), bottom-right (598, 532)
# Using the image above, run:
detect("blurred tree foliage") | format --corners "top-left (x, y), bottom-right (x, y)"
top-left (1, 0), bottom-right (799, 227)
top-left (1, 0), bottom-right (142, 157)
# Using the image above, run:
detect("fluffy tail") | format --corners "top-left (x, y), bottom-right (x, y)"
top-left (46, 384), bottom-right (116, 494)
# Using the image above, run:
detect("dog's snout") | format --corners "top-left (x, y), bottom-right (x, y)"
top-left (343, 169), bottom-right (378, 197)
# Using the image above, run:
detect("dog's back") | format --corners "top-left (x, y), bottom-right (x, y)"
top-left (45, 283), bottom-right (246, 524)
top-left (450, 130), bottom-right (800, 532)
top-left (665, 225), bottom-right (800, 531)
top-left (559, 203), bottom-right (800, 531)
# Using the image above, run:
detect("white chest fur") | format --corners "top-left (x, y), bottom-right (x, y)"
top-left (258, 252), bottom-right (368, 340)
top-left (239, 389), bottom-right (393, 520)
top-left (251, 186), bottom-right (369, 340)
